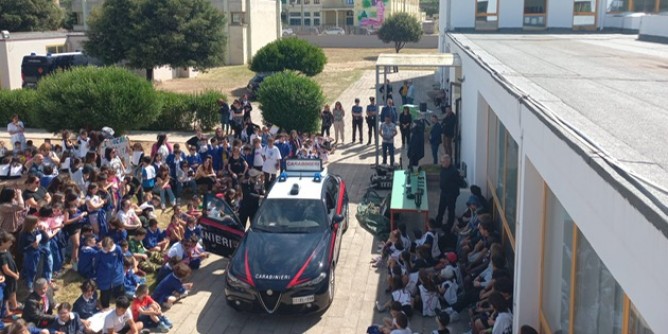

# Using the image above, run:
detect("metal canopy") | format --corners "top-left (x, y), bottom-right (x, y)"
top-left (375, 53), bottom-right (457, 67)
top-left (372, 53), bottom-right (459, 166)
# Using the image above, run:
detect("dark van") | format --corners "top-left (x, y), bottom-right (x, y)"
top-left (21, 52), bottom-right (92, 88)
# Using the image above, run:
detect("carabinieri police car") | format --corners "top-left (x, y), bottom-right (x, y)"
top-left (198, 158), bottom-right (349, 314)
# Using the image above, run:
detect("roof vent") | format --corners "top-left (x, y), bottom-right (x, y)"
top-left (289, 184), bottom-right (300, 195)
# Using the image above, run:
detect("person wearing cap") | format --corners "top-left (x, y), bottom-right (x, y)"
top-left (366, 97), bottom-right (378, 145)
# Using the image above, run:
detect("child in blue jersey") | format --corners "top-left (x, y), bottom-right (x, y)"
top-left (72, 280), bottom-right (101, 321)
top-left (151, 263), bottom-right (193, 310)
top-left (19, 216), bottom-right (43, 292)
top-left (123, 257), bottom-right (145, 298)
top-left (183, 217), bottom-right (202, 241)
top-left (77, 235), bottom-right (98, 280)
top-left (143, 218), bottom-right (169, 253)
top-left (95, 237), bottom-right (125, 309)
top-left (107, 217), bottom-right (128, 245)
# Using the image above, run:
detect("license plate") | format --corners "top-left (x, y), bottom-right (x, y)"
top-left (292, 295), bottom-right (315, 304)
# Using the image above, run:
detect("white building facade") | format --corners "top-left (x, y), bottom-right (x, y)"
top-left (438, 32), bottom-right (667, 334)
top-left (438, 0), bottom-right (668, 32)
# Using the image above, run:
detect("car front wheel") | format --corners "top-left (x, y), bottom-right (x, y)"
top-left (327, 268), bottom-right (335, 303)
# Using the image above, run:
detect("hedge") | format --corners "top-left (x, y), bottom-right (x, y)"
top-left (36, 67), bottom-right (161, 134)
top-left (0, 89), bottom-right (41, 128)
top-left (144, 90), bottom-right (225, 132)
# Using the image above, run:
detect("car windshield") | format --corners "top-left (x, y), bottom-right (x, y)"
top-left (253, 199), bottom-right (327, 232)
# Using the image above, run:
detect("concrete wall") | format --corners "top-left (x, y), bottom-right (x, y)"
top-left (446, 33), bottom-right (667, 333)
top-left (498, 0), bottom-right (523, 28)
top-left (0, 36), bottom-right (68, 90)
top-left (546, 0), bottom-right (574, 28)
top-left (449, 0), bottom-right (475, 29)
top-left (639, 14), bottom-right (668, 42)
top-left (248, 0), bottom-right (280, 63)
top-left (603, 12), bottom-right (645, 31)
top-left (298, 34), bottom-right (438, 48)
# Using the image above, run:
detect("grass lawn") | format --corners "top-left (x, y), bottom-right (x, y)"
top-left (156, 48), bottom-right (436, 103)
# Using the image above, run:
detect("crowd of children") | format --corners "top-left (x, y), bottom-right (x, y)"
top-left (0, 104), bottom-right (350, 333)
top-left (369, 185), bottom-right (523, 334)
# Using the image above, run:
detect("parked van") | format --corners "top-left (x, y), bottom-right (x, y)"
top-left (21, 52), bottom-right (94, 88)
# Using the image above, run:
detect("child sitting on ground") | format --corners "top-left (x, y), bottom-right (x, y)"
top-left (129, 227), bottom-right (163, 273)
top-left (123, 257), bottom-right (146, 298)
top-left (151, 263), bottom-right (193, 310)
top-left (144, 218), bottom-right (169, 253)
top-left (72, 280), bottom-right (101, 331)
top-left (131, 284), bottom-right (173, 333)
top-left (166, 208), bottom-right (186, 244)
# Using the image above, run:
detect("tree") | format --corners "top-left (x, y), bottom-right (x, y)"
top-left (36, 67), bottom-right (161, 134)
top-left (0, 0), bottom-right (63, 32)
top-left (258, 71), bottom-right (324, 134)
top-left (85, 0), bottom-right (226, 80)
top-left (250, 38), bottom-right (327, 77)
top-left (377, 13), bottom-right (423, 53)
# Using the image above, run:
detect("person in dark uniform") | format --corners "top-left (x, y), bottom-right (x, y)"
top-left (365, 97), bottom-right (378, 145)
top-left (407, 120), bottom-right (425, 167)
top-left (436, 155), bottom-right (460, 230)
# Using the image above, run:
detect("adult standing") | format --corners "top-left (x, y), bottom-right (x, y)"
top-left (351, 98), bottom-right (364, 144)
top-left (230, 100), bottom-right (244, 139)
top-left (380, 98), bottom-right (397, 124)
top-left (218, 99), bottom-right (231, 135)
top-left (379, 79), bottom-right (393, 102)
top-left (399, 106), bottom-right (412, 147)
top-left (239, 176), bottom-right (264, 229)
top-left (380, 116), bottom-right (398, 166)
top-left (429, 115), bottom-right (443, 164)
top-left (366, 97), bottom-right (378, 145)
top-left (436, 155), bottom-right (460, 230)
top-left (261, 137), bottom-right (281, 188)
top-left (407, 120), bottom-right (425, 167)
top-left (406, 81), bottom-right (415, 105)
top-left (332, 101), bottom-right (345, 143)
top-left (399, 81), bottom-right (409, 105)
top-left (7, 114), bottom-right (26, 151)
top-left (320, 105), bottom-right (334, 138)
top-left (442, 106), bottom-right (457, 158)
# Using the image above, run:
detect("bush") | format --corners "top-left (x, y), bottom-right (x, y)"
top-left (258, 71), bottom-right (324, 134)
top-left (146, 90), bottom-right (225, 132)
top-left (36, 67), bottom-right (161, 134)
top-left (250, 38), bottom-right (327, 76)
top-left (146, 91), bottom-right (193, 131)
top-left (191, 90), bottom-right (226, 131)
top-left (0, 89), bottom-right (41, 128)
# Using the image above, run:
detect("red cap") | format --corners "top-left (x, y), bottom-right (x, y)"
top-left (446, 252), bottom-right (457, 264)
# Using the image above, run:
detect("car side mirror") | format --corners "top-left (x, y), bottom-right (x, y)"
top-left (333, 215), bottom-right (344, 224)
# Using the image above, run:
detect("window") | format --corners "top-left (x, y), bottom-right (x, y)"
top-left (524, 0), bottom-right (546, 27)
top-left (46, 45), bottom-right (66, 54)
top-left (629, 302), bottom-right (654, 334)
top-left (607, 0), bottom-right (630, 11)
top-left (573, 229), bottom-right (624, 334)
top-left (346, 0), bottom-right (354, 4)
top-left (476, 0), bottom-right (499, 29)
top-left (314, 0), bottom-right (320, 4)
top-left (541, 189), bottom-right (572, 333)
top-left (487, 110), bottom-right (518, 250)
top-left (231, 12), bottom-right (245, 25)
top-left (661, 0), bottom-right (668, 11)
top-left (574, 0), bottom-right (597, 26)
top-left (633, 0), bottom-right (655, 11)
top-left (346, 10), bottom-right (354, 25)
top-left (540, 185), bottom-right (643, 334)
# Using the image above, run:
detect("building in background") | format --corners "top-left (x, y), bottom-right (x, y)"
top-left (70, 0), bottom-right (279, 65)
top-left (439, 0), bottom-right (668, 32)
top-left (281, 0), bottom-right (421, 32)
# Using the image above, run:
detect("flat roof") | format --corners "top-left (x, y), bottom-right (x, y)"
top-left (376, 53), bottom-right (456, 67)
top-left (0, 31), bottom-right (85, 42)
top-left (451, 34), bottom-right (668, 220)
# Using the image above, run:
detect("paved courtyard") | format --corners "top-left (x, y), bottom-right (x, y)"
top-left (159, 70), bottom-right (469, 334)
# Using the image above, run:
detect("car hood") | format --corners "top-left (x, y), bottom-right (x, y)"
top-left (232, 230), bottom-right (330, 290)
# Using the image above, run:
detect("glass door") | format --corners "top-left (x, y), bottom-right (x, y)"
top-left (524, 0), bottom-right (547, 28)
top-left (573, 0), bottom-right (597, 30)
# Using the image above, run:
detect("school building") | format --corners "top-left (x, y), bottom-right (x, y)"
top-left (437, 25), bottom-right (668, 334)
